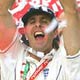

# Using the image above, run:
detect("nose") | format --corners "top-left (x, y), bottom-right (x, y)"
top-left (35, 21), bottom-right (42, 28)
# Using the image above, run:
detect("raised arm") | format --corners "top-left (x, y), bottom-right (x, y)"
top-left (60, 0), bottom-right (80, 55)
top-left (0, 0), bottom-right (16, 51)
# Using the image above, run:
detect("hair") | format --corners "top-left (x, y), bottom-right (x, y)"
top-left (52, 35), bottom-right (60, 50)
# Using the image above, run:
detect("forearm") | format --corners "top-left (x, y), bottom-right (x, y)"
top-left (63, 15), bottom-right (80, 55)
top-left (0, 0), bottom-right (16, 50)
top-left (0, 0), bottom-right (15, 28)
top-left (60, 0), bottom-right (80, 55)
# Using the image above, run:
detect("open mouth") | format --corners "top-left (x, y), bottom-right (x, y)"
top-left (34, 32), bottom-right (45, 39)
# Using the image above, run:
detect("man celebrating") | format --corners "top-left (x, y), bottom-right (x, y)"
top-left (0, 0), bottom-right (70, 80)
top-left (1, 0), bottom-right (80, 80)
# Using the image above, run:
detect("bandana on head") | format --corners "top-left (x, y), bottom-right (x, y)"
top-left (9, 0), bottom-right (65, 34)
top-left (11, 0), bottom-right (64, 19)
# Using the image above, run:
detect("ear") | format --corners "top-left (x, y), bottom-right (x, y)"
top-left (18, 27), bottom-right (26, 34)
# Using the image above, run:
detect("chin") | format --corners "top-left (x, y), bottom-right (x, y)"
top-left (34, 47), bottom-right (44, 52)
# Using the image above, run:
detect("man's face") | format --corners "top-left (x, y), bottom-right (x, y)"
top-left (24, 14), bottom-right (57, 54)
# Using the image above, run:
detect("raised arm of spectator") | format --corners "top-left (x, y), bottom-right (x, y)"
top-left (60, 0), bottom-right (80, 55)
top-left (0, 0), bottom-right (16, 51)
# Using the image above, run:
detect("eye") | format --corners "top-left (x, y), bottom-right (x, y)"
top-left (29, 19), bottom-right (35, 24)
top-left (41, 18), bottom-right (50, 25)
top-left (28, 17), bottom-right (36, 24)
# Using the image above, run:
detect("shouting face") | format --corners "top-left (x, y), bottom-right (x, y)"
top-left (24, 14), bottom-right (58, 54)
